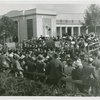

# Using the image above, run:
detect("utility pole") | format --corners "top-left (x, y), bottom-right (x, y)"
top-left (3, 30), bottom-right (6, 51)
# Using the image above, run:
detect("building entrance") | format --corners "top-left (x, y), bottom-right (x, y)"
top-left (67, 27), bottom-right (71, 36)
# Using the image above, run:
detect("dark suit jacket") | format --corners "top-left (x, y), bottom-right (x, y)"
top-left (47, 58), bottom-right (64, 80)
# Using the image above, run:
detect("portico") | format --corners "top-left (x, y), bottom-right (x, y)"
top-left (56, 25), bottom-right (82, 37)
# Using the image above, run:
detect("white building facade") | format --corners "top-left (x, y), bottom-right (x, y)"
top-left (5, 8), bottom-right (89, 42)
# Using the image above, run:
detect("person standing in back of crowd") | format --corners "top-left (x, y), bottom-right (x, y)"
top-left (93, 63), bottom-right (100, 96)
top-left (92, 52), bottom-right (100, 70)
top-left (92, 53), bottom-right (100, 96)
top-left (82, 58), bottom-right (96, 95)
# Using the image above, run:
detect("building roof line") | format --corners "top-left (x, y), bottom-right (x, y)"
top-left (57, 12), bottom-right (84, 14)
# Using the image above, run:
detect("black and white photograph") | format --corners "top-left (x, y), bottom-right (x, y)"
top-left (0, 0), bottom-right (100, 97)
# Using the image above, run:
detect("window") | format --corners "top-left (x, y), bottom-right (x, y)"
top-left (14, 21), bottom-right (18, 36)
top-left (62, 27), bottom-right (66, 36)
top-left (56, 27), bottom-right (60, 36)
top-left (12, 21), bottom-right (18, 42)
top-left (27, 19), bottom-right (33, 39)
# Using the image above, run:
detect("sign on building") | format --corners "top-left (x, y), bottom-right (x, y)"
top-left (6, 42), bottom-right (16, 50)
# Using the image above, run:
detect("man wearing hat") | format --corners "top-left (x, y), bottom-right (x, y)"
top-left (36, 54), bottom-right (46, 82)
top-left (92, 52), bottom-right (100, 95)
top-left (46, 53), bottom-right (64, 85)
top-left (36, 54), bottom-right (45, 73)
top-left (72, 61), bottom-right (84, 93)
top-left (81, 58), bottom-right (96, 94)
top-left (92, 52), bottom-right (100, 70)
top-left (13, 55), bottom-right (24, 78)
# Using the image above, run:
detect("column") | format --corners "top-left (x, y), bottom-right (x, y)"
top-left (71, 27), bottom-right (74, 36)
top-left (60, 27), bottom-right (62, 37)
top-left (86, 26), bottom-right (88, 34)
top-left (78, 27), bottom-right (81, 36)
top-left (66, 27), bottom-right (68, 33)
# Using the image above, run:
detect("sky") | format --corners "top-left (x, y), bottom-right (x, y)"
top-left (0, 0), bottom-right (99, 15)
top-left (0, 4), bottom-right (89, 15)
top-left (0, 3), bottom-right (89, 15)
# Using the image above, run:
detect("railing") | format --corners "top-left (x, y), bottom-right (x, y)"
top-left (56, 20), bottom-right (82, 25)
top-left (88, 42), bottom-right (100, 53)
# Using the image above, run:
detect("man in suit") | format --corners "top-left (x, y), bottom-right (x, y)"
top-left (82, 58), bottom-right (96, 94)
top-left (46, 53), bottom-right (64, 85)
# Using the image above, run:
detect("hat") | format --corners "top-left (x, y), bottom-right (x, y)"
top-left (21, 55), bottom-right (25, 59)
top-left (14, 54), bottom-right (20, 60)
top-left (88, 58), bottom-right (93, 63)
top-left (74, 60), bottom-right (83, 69)
top-left (67, 54), bottom-right (70, 58)
top-left (74, 61), bottom-right (79, 66)
top-left (37, 54), bottom-right (43, 60)
top-left (32, 56), bottom-right (36, 61)
top-left (71, 41), bottom-right (75, 44)
top-left (52, 53), bottom-right (58, 58)
top-left (9, 53), bottom-right (13, 58)
top-left (46, 55), bottom-right (50, 59)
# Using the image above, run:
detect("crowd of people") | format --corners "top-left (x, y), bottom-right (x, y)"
top-left (0, 32), bottom-right (100, 96)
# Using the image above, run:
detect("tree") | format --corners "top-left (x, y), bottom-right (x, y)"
top-left (0, 16), bottom-right (17, 42)
top-left (83, 4), bottom-right (100, 33)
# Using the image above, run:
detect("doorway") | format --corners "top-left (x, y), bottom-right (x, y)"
top-left (67, 27), bottom-right (71, 36)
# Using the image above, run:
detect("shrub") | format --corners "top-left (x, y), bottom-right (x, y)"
top-left (0, 71), bottom-right (77, 96)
